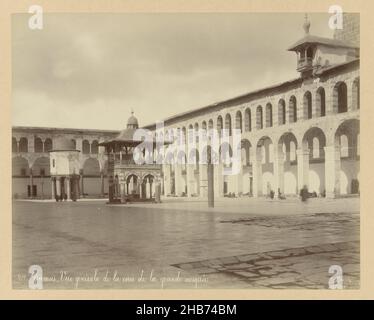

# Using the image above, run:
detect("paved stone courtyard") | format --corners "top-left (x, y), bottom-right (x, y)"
top-left (12, 197), bottom-right (359, 289)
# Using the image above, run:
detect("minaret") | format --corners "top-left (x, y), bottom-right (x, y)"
top-left (288, 13), bottom-right (358, 79)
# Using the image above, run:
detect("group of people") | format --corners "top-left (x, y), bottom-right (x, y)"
top-left (266, 183), bottom-right (319, 202)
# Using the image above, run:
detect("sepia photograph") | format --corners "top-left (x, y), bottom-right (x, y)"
top-left (10, 11), bottom-right (360, 290)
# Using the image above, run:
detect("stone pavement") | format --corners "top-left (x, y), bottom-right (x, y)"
top-left (111, 196), bottom-right (360, 216)
top-left (12, 197), bottom-right (359, 289)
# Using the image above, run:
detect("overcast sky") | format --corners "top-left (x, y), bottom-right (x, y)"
top-left (12, 13), bottom-right (333, 130)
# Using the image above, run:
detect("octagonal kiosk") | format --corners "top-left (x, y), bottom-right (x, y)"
top-left (49, 137), bottom-right (80, 201)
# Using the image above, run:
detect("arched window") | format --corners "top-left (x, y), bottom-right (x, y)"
top-left (44, 138), bottom-right (52, 152)
top-left (278, 99), bottom-right (286, 125)
top-left (265, 103), bottom-right (273, 127)
top-left (12, 137), bottom-right (17, 153)
top-left (34, 137), bottom-right (43, 153)
top-left (217, 116), bottom-right (223, 134)
top-left (244, 108), bottom-right (251, 132)
top-left (334, 82), bottom-right (348, 113)
top-left (91, 140), bottom-right (99, 154)
top-left (82, 140), bottom-right (90, 154)
top-left (235, 111), bottom-right (242, 133)
top-left (256, 106), bottom-right (263, 130)
top-left (225, 114), bottom-right (232, 136)
top-left (303, 91), bottom-right (312, 119)
top-left (19, 137), bottom-right (28, 153)
top-left (352, 78), bottom-right (360, 110)
top-left (340, 134), bottom-right (349, 157)
top-left (290, 141), bottom-right (296, 161)
top-left (312, 137), bottom-right (320, 158)
top-left (316, 87), bottom-right (326, 117)
top-left (289, 96), bottom-right (297, 123)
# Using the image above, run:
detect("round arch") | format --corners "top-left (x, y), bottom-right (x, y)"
top-left (12, 156), bottom-right (29, 176)
top-left (302, 127), bottom-right (327, 195)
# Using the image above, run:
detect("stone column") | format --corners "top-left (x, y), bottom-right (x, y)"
top-left (186, 164), bottom-right (195, 197)
top-left (213, 162), bottom-right (224, 197)
top-left (51, 177), bottom-right (56, 199)
top-left (273, 147), bottom-right (285, 194)
top-left (77, 176), bottom-right (81, 198)
top-left (56, 177), bottom-right (61, 198)
top-left (139, 181), bottom-right (144, 199)
top-left (66, 177), bottom-right (71, 200)
top-left (235, 165), bottom-right (243, 196)
top-left (120, 183), bottom-right (126, 202)
top-left (174, 164), bottom-right (184, 196)
top-left (296, 148), bottom-right (310, 192)
top-left (29, 168), bottom-right (34, 198)
top-left (324, 145), bottom-right (341, 198)
top-left (80, 170), bottom-right (84, 198)
top-left (252, 147), bottom-right (262, 197)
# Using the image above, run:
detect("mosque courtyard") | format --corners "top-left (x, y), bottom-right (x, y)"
top-left (12, 197), bottom-right (359, 289)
